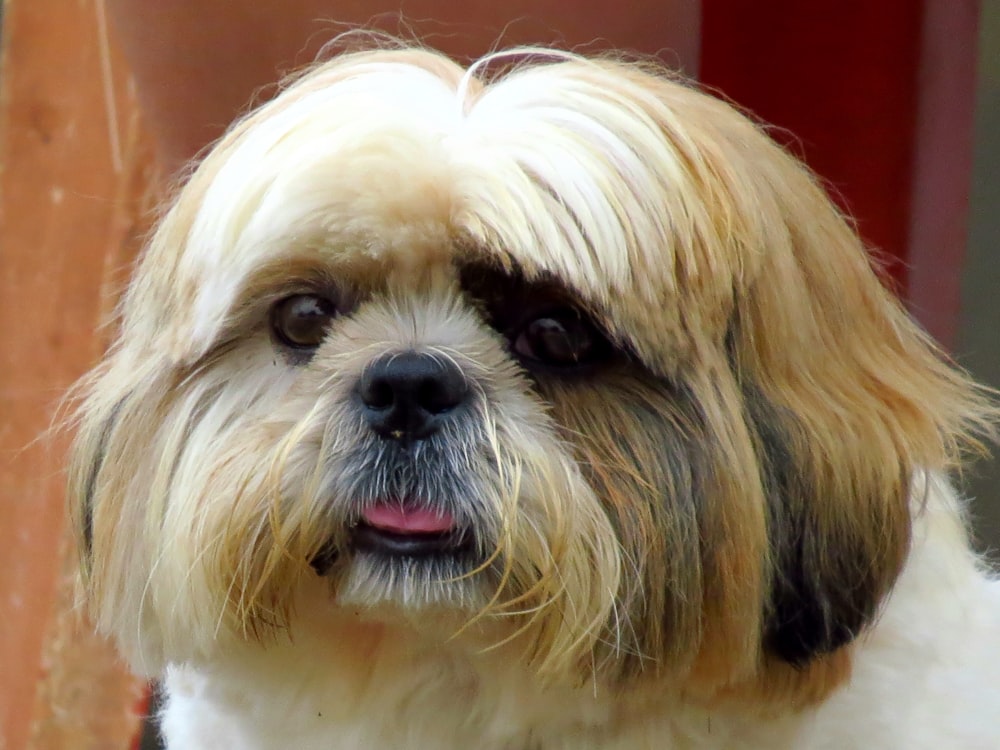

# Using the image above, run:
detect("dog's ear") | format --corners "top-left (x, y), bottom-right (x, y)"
top-left (67, 365), bottom-right (169, 676)
top-left (67, 373), bottom-right (132, 584)
top-left (746, 389), bottom-right (904, 667)
top-left (718, 136), bottom-right (995, 672)
top-left (605, 66), bottom-right (996, 693)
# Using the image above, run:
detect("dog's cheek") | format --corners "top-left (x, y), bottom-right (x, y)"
top-left (540, 378), bottom-right (710, 678)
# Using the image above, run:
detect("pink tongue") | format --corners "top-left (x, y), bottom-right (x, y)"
top-left (361, 504), bottom-right (455, 534)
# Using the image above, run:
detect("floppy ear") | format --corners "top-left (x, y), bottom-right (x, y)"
top-left (746, 388), bottom-right (903, 667)
top-left (721, 137), bottom-right (995, 671)
top-left (66, 361), bottom-right (171, 675)
top-left (580, 64), bottom-right (997, 695)
top-left (506, 58), bottom-right (995, 698)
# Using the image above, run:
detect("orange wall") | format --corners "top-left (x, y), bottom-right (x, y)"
top-left (0, 1), bottom-right (150, 747)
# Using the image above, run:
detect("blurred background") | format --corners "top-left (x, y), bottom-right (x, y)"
top-left (1, 1), bottom-right (996, 747)
top-left (961, 1), bottom-right (1000, 550)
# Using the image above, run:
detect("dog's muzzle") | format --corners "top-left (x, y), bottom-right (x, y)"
top-left (311, 351), bottom-right (476, 573)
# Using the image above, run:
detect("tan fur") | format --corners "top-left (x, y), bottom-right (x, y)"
top-left (67, 44), bottom-right (996, 741)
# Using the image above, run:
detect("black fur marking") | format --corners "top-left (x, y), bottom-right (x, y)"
top-left (81, 400), bottom-right (124, 563)
top-left (748, 393), bottom-right (879, 666)
top-left (308, 541), bottom-right (339, 575)
top-left (81, 473), bottom-right (95, 561)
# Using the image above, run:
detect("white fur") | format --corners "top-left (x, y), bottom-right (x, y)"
top-left (158, 477), bottom-right (1000, 749)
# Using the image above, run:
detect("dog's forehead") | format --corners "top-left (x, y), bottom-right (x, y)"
top-left (163, 52), bottom-right (750, 366)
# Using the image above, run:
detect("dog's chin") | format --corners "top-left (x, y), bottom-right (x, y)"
top-left (312, 500), bottom-right (487, 611)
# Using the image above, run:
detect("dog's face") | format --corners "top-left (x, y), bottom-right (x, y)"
top-left (69, 47), bottom-right (989, 703)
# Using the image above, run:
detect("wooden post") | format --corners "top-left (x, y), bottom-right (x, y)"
top-left (0, 0), bottom-right (157, 747)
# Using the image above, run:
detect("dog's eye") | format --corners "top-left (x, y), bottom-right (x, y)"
top-left (271, 294), bottom-right (337, 350)
top-left (512, 309), bottom-right (609, 369)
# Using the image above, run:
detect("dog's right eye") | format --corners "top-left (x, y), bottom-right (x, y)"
top-left (512, 308), bottom-right (612, 372)
top-left (271, 294), bottom-right (337, 350)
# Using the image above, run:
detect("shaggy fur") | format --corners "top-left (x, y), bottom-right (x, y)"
top-left (69, 45), bottom-right (1000, 748)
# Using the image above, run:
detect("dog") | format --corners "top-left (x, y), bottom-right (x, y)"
top-left (69, 44), bottom-right (1000, 748)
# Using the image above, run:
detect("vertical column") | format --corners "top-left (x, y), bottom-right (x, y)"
top-left (0, 1), bottom-right (155, 747)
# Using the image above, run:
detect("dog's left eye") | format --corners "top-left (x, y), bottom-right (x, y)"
top-left (512, 309), bottom-right (609, 369)
top-left (271, 294), bottom-right (338, 350)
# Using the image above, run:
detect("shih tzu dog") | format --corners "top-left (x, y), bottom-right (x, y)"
top-left (69, 45), bottom-right (1000, 748)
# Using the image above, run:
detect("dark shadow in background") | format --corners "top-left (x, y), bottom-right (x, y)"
top-left (960, 2), bottom-right (1000, 557)
top-left (139, 686), bottom-right (164, 750)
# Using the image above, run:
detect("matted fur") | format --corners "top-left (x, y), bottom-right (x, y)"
top-left (68, 45), bottom-right (1000, 748)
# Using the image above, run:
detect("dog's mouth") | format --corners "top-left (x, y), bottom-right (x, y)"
top-left (310, 502), bottom-right (472, 575)
top-left (353, 503), bottom-right (471, 557)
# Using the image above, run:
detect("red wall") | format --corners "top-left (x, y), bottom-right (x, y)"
top-left (699, 1), bottom-right (981, 349)
top-left (700, 1), bottom-right (925, 291)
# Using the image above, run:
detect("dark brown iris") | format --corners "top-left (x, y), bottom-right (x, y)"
top-left (514, 311), bottom-right (600, 367)
top-left (271, 294), bottom-right (337, 350)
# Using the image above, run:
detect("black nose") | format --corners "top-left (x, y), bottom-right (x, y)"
top-left (357, 351), bottom-right (469, 442)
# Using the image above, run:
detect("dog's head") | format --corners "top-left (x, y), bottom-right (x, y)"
top-left (69, 46), bottom-right (992, 703)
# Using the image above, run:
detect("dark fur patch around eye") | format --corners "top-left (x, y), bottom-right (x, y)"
top-left (458, 260), bottom-right (562, 333)
top-left (457, 260), bottom-right (625, 375)
top-left (747, 393), bottom-right (881, 666)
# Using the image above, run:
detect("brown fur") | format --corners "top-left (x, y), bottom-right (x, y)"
top-left (68, 46), bottom-right (995, 712)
